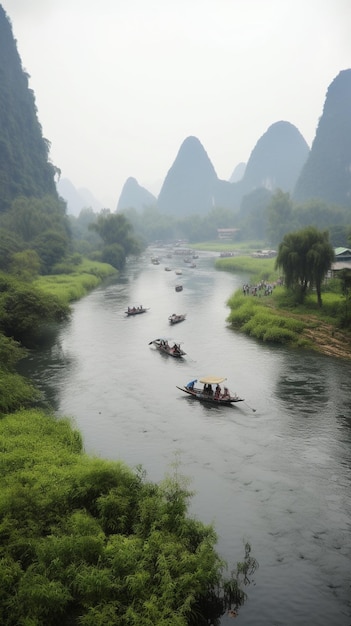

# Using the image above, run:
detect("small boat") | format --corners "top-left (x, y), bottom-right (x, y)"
top-left (168, 313), bottom-right (186, 325)
top-left (175, 269), bottom-right (182, 275)
top-left (190, 262), bottom-right (196, 268)
top-left (165, 266), bottom-right (172, 271)
top-left (151, 257), bottom-right (160, 265)
top-left (149, 338), bottom-right (186, 358)
top-left (176, 376), bottom-right (244, 405)
top-left (175, 285), bottom-right (183, 292)
top-left (125, 306), bottom-right (148, 316)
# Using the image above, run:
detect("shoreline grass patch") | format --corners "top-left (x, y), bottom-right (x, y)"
top-left (226, 292), bottom-right (308, 346)
top-left (34, 259), bottom-right (117, 305)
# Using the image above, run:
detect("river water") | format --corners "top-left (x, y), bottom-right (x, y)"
top-left (20, 250), bottom-right (351, 625)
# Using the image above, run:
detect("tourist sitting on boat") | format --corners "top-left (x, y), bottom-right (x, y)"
top-left (203, 384), bottom-right (212, 395)
top-left (173, 343), bottom-right (181, 354)
top-left (222, 386), bottom-right (230, 399)
top-left (215, 384), bottom-right (221, 398)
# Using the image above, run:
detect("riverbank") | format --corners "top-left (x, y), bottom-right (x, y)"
top-left (33, 258), bottom-right (117, 304)
top-left (281, 309), bottom-right (351, 360)
top-left (227, 285), bottom-right (351, 361)
top-left (201, 247), bottom-right (351, 361)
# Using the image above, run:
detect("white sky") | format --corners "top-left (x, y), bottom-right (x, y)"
top-left (2, 0), bottom-right (351, 209)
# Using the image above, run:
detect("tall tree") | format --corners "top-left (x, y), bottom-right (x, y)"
top-left (275, 226), bottom-right (335, 306)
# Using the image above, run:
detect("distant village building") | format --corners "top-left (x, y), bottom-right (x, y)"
top-left (251, 249), bottom-right (277, 259)
top-left (217, 228), bottom-right (240, 240)
top-left (330, 247), bottom-right (351, 277)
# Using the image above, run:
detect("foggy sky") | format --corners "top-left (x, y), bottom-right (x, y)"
top-left (2, 0), bottom-right (351, 209)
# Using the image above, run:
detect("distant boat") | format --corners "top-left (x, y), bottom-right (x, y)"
top-left (151, 257), bottom-right (160, 265)
top-left (175, 285), bottom-right (183, 292)
top-left (165, 266), bottom-right (172, 271)
top-left (125, 306), bottom-right (148, 316)
top-left (168, 313), bottom-right (186, 325)
top-left (176, 376), bottom-right (244, 405)
top-left (175, 269), bottom-right (182, 275)
top-left (149, 338), bottom-right (186, 358)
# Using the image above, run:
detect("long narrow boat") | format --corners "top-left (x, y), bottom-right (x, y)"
top-left (125, 306), bottom-right (148, 316)
top-left (168, 313), bottom-right (186, 325)
top-left (149, 338), bottom-right (186, 358)
top-left (176, 376), bottom-right (244, 405)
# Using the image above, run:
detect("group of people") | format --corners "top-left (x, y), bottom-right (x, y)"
top-left (242, 280), bottom-right (282, 297)
top-left (127, 305), bottom-right (143, 312)
top-left (203, 384), bottom-right (230, 399)
top-left (185, 380), bottom-right (231, 399)
top-left (158, 339), bottom-right (181, 355)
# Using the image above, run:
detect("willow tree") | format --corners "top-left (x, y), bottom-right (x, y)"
top-left (275, 226), bottom-right (335, 307)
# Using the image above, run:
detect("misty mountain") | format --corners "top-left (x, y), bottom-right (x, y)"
top-left (116, 177), bottom-right (157, 212)
top-left (237, 121), bottom-right (309, 197)
top-left (293, 69), bottom-right (351, 208)
top-left (157, 136), bottom-right (220, 216)
top-left (57, 178), bottom-right (103, 216)
top-left (229, 162), bottom-right (246, 183)
top-left (0, 6), bottom-right (58, 212)
top-left (155, 126), bottom-right (309, 216)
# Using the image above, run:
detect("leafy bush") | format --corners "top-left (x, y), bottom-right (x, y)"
top-left (0, 372), bottom-right (39, 413)
top-left (0, 276), bottom-right (69, 343)
top-left (0, 335), bottom-right (25, 370)
top-left (0, 410), bottom-right (255, 625)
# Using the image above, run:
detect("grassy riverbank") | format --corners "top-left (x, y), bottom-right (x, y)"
top-left (215, 253), bottom-right (351, 360)
top-left (34, 258), bottom-right (117, 305)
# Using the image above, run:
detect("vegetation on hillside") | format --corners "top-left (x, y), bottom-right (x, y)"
top-left (0, 6), bottom-right (58, 212)
top-left (293, 68), bottom-right (351, 207)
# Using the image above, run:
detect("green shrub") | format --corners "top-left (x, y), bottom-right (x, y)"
top-left (0, 410), bottom-right (254, 625)
top-left (0, 372), bottom-right (40, 414)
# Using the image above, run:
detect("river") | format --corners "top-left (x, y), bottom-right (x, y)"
top-left (20, 249), bottom-right (351, 625)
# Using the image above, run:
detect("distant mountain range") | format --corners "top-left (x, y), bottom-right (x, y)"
top-left (118, 122), bottom-right (309, 216)
top-left (117, 69), bottom-right (351, 216)
top-left (56, 178), bottom-right (104, 216)
top-left (58, 69), bottom-right (351, 218)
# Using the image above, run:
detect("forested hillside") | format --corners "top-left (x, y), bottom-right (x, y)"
top-left (0, 7), bottom-right (58, 212)
top-left (293, 69), bottom-right (351, 208)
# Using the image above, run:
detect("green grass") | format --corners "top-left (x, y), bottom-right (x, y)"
top-left (272, 287), bottom-right (346, 322)
top-left (34, 259), bottom-right (117, 305)
top-left (226, 293), bottom-right (308, 346)
top-left (191, 241), bottom-right (265, 253)
top-left (216, 255), bottom-right (279, 283)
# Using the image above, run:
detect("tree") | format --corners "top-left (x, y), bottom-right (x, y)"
top-left (275, 226), bottom-right (335, 306)
top-left (266, 190), bottom-right (296, 247)
top-left (89, 210), bottom-right (143, 268)
top-left (33, 229), bottom-right (70, 273)
top-left (10, 249), bottom-right (41, 281)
